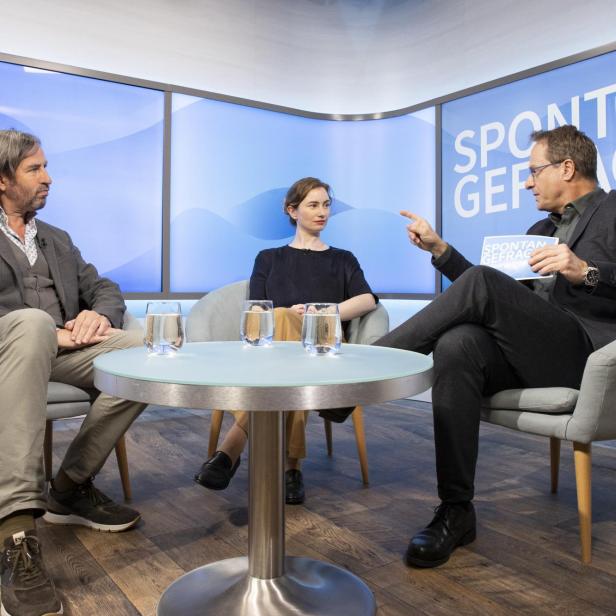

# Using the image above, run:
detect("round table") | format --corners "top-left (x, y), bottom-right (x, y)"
top-left (94, 341), bottom-right (433, 616)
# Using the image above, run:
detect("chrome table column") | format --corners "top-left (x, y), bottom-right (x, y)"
top-left (157, 410), bottom-right (376, 615)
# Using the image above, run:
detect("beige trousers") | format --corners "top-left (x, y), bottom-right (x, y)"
top-left (0, 308), bottom-right (147, 520)
top-left (233, 307), bottom-right (309, 460)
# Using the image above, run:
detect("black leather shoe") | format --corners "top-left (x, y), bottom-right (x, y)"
top-left (194, 451), bottom-right (240, 490)
top-left (405, 502), bottom-right (476, 568)
top-left (285, 469), bottom-right (305, 505)
top-left (318, 406), bottom-right (355, 423)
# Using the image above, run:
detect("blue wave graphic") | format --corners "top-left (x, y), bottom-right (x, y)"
top-left (102, 246), bottom-right (162, 293)
top-left (0, 113), bottom-right (32, 133)
top-left (171, 208), bottom-right (283, 292)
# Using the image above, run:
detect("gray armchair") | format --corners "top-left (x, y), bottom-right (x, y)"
top-left (482, 338), bottom-right (616, 563)
top-left (186, 280), bottom-right (389, 485)
top-left (45, 311), bottom-right (142, 501)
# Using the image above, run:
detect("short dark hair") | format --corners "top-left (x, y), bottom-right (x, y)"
top-left (530, 125), bottom-right (597, 182)
top-left (0, 129), bottom-right (41, 182)
top-left (283, 177), bottom-right (332, 226)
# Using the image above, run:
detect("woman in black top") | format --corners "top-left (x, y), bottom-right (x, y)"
top-left (195, 177), bottom-right (377, 503)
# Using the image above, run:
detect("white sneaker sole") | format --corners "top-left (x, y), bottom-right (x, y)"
top-left (42, 511), bottom-right (140, 532)
top-left (0, 594), bottom-right (63, 616)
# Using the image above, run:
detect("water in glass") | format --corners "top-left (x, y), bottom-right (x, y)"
top-left (144, 302), bottom-right (184, 354)
top-left (301, 303), bottom-right (341, 355)
top-left (240, 300), bottom-right (274, 346)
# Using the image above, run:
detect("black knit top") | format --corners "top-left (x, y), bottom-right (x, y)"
top-left (249, 245), bottom-right (376, 312)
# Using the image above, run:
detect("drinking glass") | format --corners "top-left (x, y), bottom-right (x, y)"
top-left (144, 301), bottom-right (184, 355)
top-left (240, 300), bottom-right (274, 346)
top-left (301, 303), bottom-right (342, 355)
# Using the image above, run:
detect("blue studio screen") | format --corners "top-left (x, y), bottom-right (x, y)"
top-left (170, 95), bottom-right (436, 294)
top-left (441, 49), bottom-right (616, 275)
top-left (0, 60), bottom-right (165, 293)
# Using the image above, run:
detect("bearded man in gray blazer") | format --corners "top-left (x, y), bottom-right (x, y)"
top-left (0, 129), bottom-right (146, 616)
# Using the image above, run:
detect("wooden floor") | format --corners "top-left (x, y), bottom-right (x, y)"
top-left (43, 400), bottom-right (616, 615)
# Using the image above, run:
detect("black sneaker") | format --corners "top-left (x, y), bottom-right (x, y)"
top-left (43, 479), bottom-right (140, 532)
top-left (0, 530), bottom-right (63, 616)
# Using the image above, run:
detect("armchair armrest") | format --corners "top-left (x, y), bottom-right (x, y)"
top-left (186, 280), bottom-right (250, 342)
top-left (346, 303), bottom-right (389, 345)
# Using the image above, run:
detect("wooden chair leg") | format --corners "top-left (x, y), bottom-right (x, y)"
top-left (208, 410), bottom-right (225, 457)
top-left (324, 419), bottom-right (333, 456)
top-left (573, 441), bottom-right (592, 564)
top-left (550, 437), bottom-right (560, 494)
top-left (44, 421), bottom-right (53, 482)
top-left (114, 435), bottom-right (132, 501)
top-left (352, 406), bottom-right (369, 485)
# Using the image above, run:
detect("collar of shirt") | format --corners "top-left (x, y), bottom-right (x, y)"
top-left (549, 187), bottom-right (603, 227)
top-left (0, 206), bottom-right (39, 266)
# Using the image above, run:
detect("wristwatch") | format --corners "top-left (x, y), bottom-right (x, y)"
top-left (583, 264), bottom-right (600, 288)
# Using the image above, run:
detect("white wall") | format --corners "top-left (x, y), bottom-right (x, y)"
top-left (3, 0), bottom-right (616, 114)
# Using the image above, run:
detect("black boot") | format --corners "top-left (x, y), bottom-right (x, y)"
top-left (285, 469), bottom-right (305, 505)
top-left (405, 502), bottom-right (476, 568)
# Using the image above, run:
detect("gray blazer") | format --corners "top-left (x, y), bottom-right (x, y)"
top-left (0, 219), bottom-right (126, 328)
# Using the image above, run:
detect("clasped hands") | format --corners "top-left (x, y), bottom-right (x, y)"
top-left (400, 210), bottom-right (589, 285)
top-left (57, 310), bottom-right (117, 349)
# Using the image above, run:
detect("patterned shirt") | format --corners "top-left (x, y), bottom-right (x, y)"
top-left (0, 207), bottom-right (38, 266)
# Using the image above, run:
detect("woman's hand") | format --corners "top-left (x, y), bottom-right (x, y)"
top-left (290, 304), bottom-right (306, 316)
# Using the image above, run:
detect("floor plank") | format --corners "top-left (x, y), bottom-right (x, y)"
top-left (43, 401), bottom-right (616, 615)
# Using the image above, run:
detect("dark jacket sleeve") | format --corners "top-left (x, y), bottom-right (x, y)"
top-left (529, 206), bottom-right (616, 300)
top-left (70, 238), bottom-right (126, 328)
top-left (431, 244), bottom-right (474, 282)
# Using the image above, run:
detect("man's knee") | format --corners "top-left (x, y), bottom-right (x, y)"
top-left (2, 309), bottom-right (57, 354)
top-left (107, 329), bottom-right (143, 350)
top-left (457, 264), bottom-right (495, 285)
top-left (456, 264), bottom-right (513, 291)
top-left (433, 324), bottom-right (487, 367)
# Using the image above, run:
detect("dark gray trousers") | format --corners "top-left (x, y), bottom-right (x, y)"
top-left (376, 266), bottom-right (593, 503)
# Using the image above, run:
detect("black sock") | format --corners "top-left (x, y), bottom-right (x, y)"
top-left (53, 469), bottom-right (79, 492)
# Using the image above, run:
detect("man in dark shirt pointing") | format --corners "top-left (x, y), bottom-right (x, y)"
top-left (376, 125), bottom-right (616, 567)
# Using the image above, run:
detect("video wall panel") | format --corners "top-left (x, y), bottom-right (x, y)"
top-left (0, 60), bottom-right (165, 292)
top-left (4, 43), bottom-right (615, 298)
top-left (441, 49), bottom-right (616, 272)
top-left (170, 95), bottom-right (436, 294)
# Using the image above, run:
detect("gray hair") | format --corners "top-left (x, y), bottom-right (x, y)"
top-left (0, 129), bottom-right (41, 181)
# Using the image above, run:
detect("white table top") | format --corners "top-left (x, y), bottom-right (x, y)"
top-left (94, 341), bottom-right (433, 411)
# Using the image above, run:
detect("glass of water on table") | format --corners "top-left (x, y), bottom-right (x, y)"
top-left (144, 301), bottom-right (184, 355)
top-left (240, 300), bottom-right (274, 346)
top-left (301, 303), bottom-right (342, 356)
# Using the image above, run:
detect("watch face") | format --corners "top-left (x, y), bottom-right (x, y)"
top-left (585, 266), bottom-right (600, 287)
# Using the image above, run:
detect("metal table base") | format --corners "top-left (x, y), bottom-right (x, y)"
top-left (156, 556), bottom-right (375, 615)
top-left (157, 411), bottom-right (376, 616)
